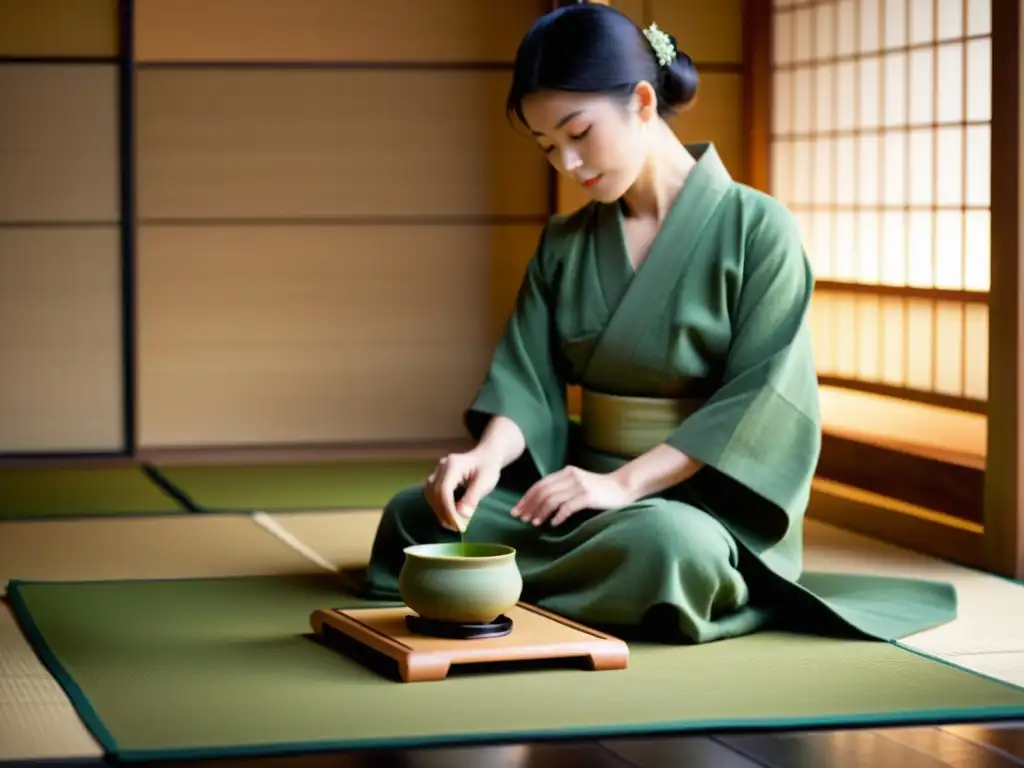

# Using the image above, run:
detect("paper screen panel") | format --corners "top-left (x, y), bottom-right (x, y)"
top-left (773, 0), bottom-right (991, 411)
top-left (0, 228), bottom-right (123, 453)
top-left (0, 0), bottom-right (117, 57)
top-left (133, 0), bottom-right (545, 63)
top-left (136, 224), bottom-right (540, 448)
top-left (772, 0), bottom-right (992, 282)
top-left (0, 64), bottom-right (119, 223)
top-left (810, 290), bottom-right (988, 401)
top-left (649, 0), bottom-right (743, 63)
top-left (135, 69), bottom-right (548, 221)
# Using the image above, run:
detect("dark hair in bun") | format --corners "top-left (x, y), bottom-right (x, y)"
top-left (506, 3), bottom-right (698, 126)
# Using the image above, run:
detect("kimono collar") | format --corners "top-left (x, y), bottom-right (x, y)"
top-left (681, 142), bottom-right (733, 190)
top-left (615, 142), bottom-right (732, 218)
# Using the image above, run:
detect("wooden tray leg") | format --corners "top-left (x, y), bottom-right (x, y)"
top-left (586, 645), bottom-right (630, 672)
top-left (400, 655), bottom-right (452, 683)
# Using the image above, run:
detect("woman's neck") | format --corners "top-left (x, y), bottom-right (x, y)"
top-left (620, 124), bottom-right (696, 221)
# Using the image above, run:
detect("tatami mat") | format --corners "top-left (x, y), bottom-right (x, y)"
top-left (950, 652), bottom-right (1024, 690)
top-left (0, 514), bottom-right (333, 761)
top-left (0, 514), bottom-right (323, 596)
top-left (253, 509), bottom-right (384, 572)
top-left (3, 509), bottom-right (1023, 763)
top-left (0, 604), bottom-right (103, 761)
top-left (0, 466), bottom-right (187, 520)
top-left (801, 522), bottom-right (1024, 657)
top-left (264, 510), bottom-right (1024, 662)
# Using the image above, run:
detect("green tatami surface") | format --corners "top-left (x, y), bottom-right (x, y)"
top-left (0, 466), bottom-right (187, 520)
top-left (8, 573), bottom-right (1024, 763)
top-left (151, 459), bottom-right (435, 512)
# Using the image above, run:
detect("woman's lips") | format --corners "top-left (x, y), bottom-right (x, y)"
top-left (581, 174), bottom-right (603, 188)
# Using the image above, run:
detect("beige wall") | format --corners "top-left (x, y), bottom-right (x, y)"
top-left (0, 0), bottom-right (122, 453)
top-left (0, 0), bottom-right (749, 455)
top-left (0, 0), bottom-right (550, 453)
top-left (0, 0), bottom-right (117, 57)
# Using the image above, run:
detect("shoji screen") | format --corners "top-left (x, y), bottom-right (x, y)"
top-left (0, 0), bottom-right (125, 454)
top-left (772, 0), bottom-right (992, 432)
top-left (132, 0), bottom-right (550, 449)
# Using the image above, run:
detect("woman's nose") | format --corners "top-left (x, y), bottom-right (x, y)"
top-left (559, 146), bottom-right (582, 171)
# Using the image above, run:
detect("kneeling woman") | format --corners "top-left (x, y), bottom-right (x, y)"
top-left (359, 4), bottom-right (957, 644)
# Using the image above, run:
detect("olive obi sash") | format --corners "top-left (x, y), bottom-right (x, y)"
top-left (578, 387), bottom-right (705, 459)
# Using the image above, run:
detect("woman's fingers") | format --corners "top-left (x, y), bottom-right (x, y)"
top-left (512, 471), bottom-right (574, 522)
top-left (425, 453), bottom-right (504, 534)
top-left (438, 465), bottom-right (465, 531)
top-left (424, 456), bottom-right (464, 532)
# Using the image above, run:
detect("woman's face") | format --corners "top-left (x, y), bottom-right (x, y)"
top-left (520, 86), bottom-right (657, 204)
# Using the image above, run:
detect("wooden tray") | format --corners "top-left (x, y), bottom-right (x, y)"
top-left (310, 602), bottom-right (630, 682)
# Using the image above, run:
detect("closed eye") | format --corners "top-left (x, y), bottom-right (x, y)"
top-left (539, 126), bottom-right (591, 154)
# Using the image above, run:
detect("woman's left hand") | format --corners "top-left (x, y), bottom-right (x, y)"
top-left (510, 466), bottom-right (634, 528)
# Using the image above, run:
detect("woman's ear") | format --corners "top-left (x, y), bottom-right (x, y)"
top-left (631, 81), bottom-right (659, 124)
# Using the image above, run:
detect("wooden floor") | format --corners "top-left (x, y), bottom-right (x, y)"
top-left (20, 722), bottom-right (1022, 766)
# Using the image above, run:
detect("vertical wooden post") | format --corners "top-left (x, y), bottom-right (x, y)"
top-left (984, 0), bottom-right (1024, 580)
top-left (742, 0), bottom-right (772, 193)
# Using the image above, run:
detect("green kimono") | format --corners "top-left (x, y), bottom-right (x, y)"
top-left (362, 143), bottom-right (957, 644)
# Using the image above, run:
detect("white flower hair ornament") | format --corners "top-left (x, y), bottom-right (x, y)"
top-left (643, 23), bottom-right (677, 68)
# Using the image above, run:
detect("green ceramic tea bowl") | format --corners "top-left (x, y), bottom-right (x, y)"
top-left (398, 542), bottom-right (523, 625)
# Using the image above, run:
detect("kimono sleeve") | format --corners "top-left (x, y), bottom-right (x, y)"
top-left (665, 201), bottom-right (821, 520)
top-left (463, 227), bottom-right (569, 479)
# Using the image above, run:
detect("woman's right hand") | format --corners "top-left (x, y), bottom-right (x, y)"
top-left (423, 449), bottom-right (502, 533)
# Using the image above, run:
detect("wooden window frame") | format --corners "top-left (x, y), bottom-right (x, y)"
top-left (744, 0), bottom-right (1022, 579)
